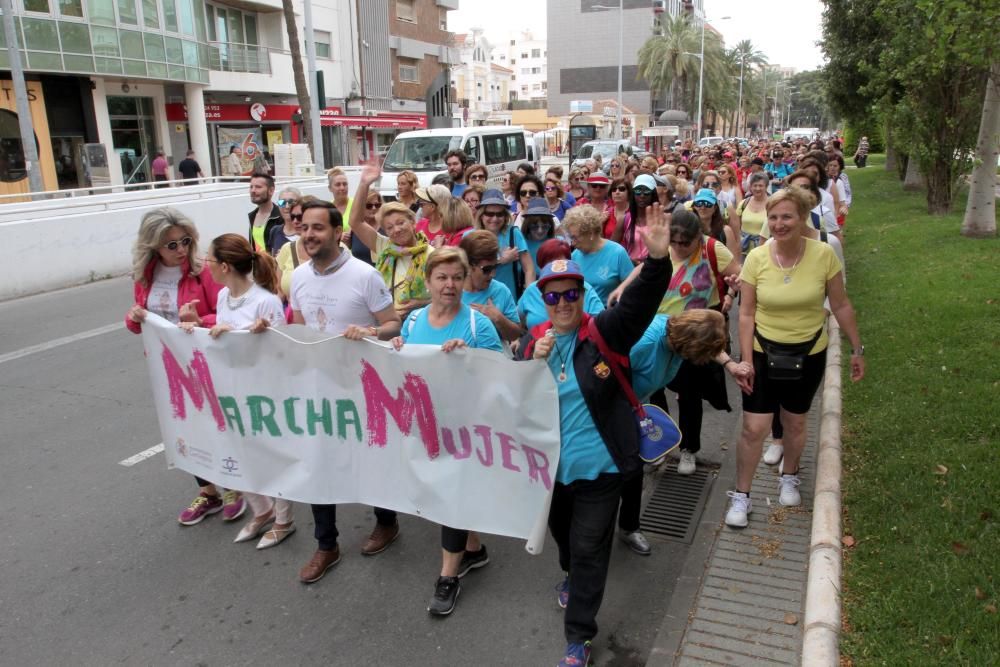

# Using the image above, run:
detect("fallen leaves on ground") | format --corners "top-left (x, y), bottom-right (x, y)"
top-left (951, 541), bottom-right (969, 556)
top-left (934, 464), bottom-right (949, 475)
top-left (843, 535), bottom-right (857, 548)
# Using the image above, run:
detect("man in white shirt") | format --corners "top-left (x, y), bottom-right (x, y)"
top-left (289, 200), bottom-right (403, 584)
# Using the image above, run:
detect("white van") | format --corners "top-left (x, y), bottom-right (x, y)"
top-left (784, 127), bottom-right (820, 142)
top-left (379, 126), bottom-right (533, 199)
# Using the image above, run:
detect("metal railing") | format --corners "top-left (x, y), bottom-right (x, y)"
top-left (0, 175), bottom-right (250, 205)
top-left (207, 42), bottom-right (274, 74)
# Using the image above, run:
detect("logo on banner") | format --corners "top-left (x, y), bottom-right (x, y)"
top-left (175, 437), bottom-right (188, 458)
top-left (249, 103), bottom-right (266, 122)
top-left (222, 456), bottom-right (239, 473)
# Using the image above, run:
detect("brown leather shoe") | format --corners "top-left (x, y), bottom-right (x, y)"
top-left (361, 520), bottom-right (400, 556)
top-left (299, 547), bottom-right (340, 583)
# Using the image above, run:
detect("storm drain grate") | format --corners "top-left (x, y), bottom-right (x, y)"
top-left (640, 463), bottom-right (714, 544)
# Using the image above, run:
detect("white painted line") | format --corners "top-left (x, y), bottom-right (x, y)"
top-left (0, 322), bottom-right (121, 366)
top-left (119, 443), bottom-right (165, 467)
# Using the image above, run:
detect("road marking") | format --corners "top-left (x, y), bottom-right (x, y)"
top-left (0, 322), bottom-right (121, 366)
top-left (119, 443), bottom-right (165, 467)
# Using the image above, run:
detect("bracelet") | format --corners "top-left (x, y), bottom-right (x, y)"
top-left (369, 325), bottom-right (379, 338)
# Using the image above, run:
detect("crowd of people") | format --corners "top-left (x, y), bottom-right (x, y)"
top-left (125, 134), bottom-right (865, 666)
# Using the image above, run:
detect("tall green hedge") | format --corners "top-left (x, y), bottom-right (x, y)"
top-left (843, 122), bottom-right (885, 155)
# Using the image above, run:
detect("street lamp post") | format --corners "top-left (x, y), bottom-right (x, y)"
top-left (736, 55), bottom-right (744, 137)
top-left (594, 2), bottom-right (625, 140)
top-left (696, 17), bottom-right (705, 140)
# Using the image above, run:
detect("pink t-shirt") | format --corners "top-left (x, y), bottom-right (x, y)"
top-left (152, 156), bottom-right (169, 176)
top-left (414, 218), bottom-right (446, 244)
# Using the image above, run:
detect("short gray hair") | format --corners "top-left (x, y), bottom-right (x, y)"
top-left (132, 207), bottom-right (202, 285)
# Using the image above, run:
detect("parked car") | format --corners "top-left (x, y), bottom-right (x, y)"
top-left (697, 136), bottom-right (725, 147)
top-left (571, 140), bottom-right (632, 169)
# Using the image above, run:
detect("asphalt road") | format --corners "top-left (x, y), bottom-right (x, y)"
top-left (0, 276), bottom-right (737, 666)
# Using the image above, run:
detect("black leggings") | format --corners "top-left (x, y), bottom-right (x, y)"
top-left (194, 476), bottom-right (213, 489)
top-left (441, 526), bottom-right (468, 554)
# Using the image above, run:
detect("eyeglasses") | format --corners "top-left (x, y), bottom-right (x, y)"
top-left (633, 188), bottom-right (654, 197)
top-left (671, 237), bottom-right (696, 248)
top-left (291, 213), bottom-right (303, 221)
top-left (588, 183), bottom-right (608, 189)
top-left (542, 288), bottom-right (582, 306)
top-left (544, 185), bottom-right (557, 192)
top-left (469, 173), bottom-right (487, 181)
top-left (365, 202), bottom-right (382, 210)
top-left (278, 198), bottom-right (298, 208)
top-left (481, 210), bottom-right (507, 219)
top-left (612, 186), bottom-right (629, 193)
top-left (476, 263), bottom-right (498, 274)
top-left (520, 189), bottom-right (539, 197)
top-left (162, 236), bottom-right (192, 251)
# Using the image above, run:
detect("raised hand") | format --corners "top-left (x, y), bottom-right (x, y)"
top-left (360, 155), bottom-right (382, 185)
top-left (636, 201), bottom-right (671, 259)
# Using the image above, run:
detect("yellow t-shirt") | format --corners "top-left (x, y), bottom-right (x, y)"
top-left (657, 236), bottom-right (734, 315)
top-left (276, 239), bottom-right (303, 298)
top-left (736, 198), bottom-right (767, 237)
top-left (741, 238), bottom-right (842, 354)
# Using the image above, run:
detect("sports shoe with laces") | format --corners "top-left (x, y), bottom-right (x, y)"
top-left (677, 450), bottom-right (697, 475)
top-left (725, 491), bottom-right (752, 528)
top-left (457, 545), bottom-right (489, 578)
top-left (178, 492), bottom-right (223, 525)
top-left (778, 473), bottom-right (802, 506)
top-left (221, 490), bottom-right (246, 521)
top-left (427, 576), bottom-right (461, 616)
top-left (763, 442), bottom-right (784, 465)
top-left (556, 575), bottom-right (570, 609)
top-left (558, 641), bottom-right (593, 666)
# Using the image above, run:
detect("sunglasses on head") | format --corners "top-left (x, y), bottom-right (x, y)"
top-left (520, 189), bottom-right (539, 197)
top-left (278, 198), bottom-right (298, 208)
top-left (542, 288), bottom-right (582, 306)
top-left (163, 236), bottom-right (192, 251)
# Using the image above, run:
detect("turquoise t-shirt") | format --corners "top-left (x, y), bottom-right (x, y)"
top-left (495, 225), bottom-right (529, 297)
top-left (546, 330), bottom-right (619, 484)
top-left (526, 237), bottom-right (545, 274)
top-left (572, 240), bottom-right (634, 306)
top-left (461, 279), bottom-right (519, 335)
top-left (401, 304), bottom-right (503, 352)
top-left (517, 280), bottom-right (605, 330)
top-left (630, 315), bottom-right (684, 401)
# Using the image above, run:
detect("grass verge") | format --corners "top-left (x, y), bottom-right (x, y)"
top-left (839, 155), bottom-right (999, 664)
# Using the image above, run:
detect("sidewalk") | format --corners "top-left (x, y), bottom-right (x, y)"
top-left (647, 397), bottom-right (824, 666)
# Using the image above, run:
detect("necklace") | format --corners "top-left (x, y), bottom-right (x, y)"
top-left (552, 332), bottom-right (576, 383)
top-left (772, 240), bottom-right (804, 284)
top-left (226, 285), bottom-right (251, 310)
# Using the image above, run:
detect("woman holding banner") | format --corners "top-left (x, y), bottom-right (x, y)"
top-left (185, 233), bottom-right (297, 549)
top-left (125, 208), bottom-right (246, 526)
top-left (515, 204), bottom-right (672, 667)
top-left (344, 247), bottom-right (503, 617)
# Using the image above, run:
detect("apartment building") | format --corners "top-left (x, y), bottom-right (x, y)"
top-left (450, 28), bottom-right (512, 126)
top-left (0, 0), bottom-right (457, 195)
top-left (490, 30), bottom-right (546, 104)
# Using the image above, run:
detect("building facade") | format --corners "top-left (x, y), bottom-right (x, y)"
top-left (546, 0), bottom-right (697, 118)
top-left (0, 0), bottom-right (457, 195)
top-left (450, 28), bottom-right (512, 126)
top-left (490, 30), bottom-right (546, 104)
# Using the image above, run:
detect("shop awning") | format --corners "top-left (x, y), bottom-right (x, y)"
top-left (320, 113), bottom-right (427, 129)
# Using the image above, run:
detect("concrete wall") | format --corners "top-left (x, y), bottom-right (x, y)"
top-left (0, 177), bottom-right (346, 301)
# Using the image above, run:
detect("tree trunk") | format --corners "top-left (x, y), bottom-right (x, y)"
top-left (923, 158), bottom-right (955, 214)
top-left (903, 155), bottom-right (923, 191)
top-left (961, 63), bottom-right (999, 238)
top-left (885, 144), bottom-right (897, 171)
top-left (282, 0), bottom-right (314, 160)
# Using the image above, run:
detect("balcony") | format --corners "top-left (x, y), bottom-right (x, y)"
top-left (207, 42), bottom-right (273, 74)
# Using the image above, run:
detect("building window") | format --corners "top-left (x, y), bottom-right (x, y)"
top-left (531, 48), bottom-right (540, 58)
top-left (396, 0), bottom-right (415, 22)
top-left (439, 7), bottom-right (447, 30)
top-left (314, 29), bottom-right (331, 58)
top-left (399, 60), bottom-right (418, 82)
top-left (531, 67), bottom-right (540, 74)
top-left (520, 67), bottom-right (529, 74)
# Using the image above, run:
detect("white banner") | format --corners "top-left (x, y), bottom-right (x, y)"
top-left (141, 315), bottom-right (561, 553)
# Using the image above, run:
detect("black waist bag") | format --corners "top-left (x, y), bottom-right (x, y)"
top-left (755, 326), bottom-right (824, 381)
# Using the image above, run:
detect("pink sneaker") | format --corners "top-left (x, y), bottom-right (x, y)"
top-left (178, 492), bottom-right (223, 525)
top-left (221, 490), bottom-right (246, 521)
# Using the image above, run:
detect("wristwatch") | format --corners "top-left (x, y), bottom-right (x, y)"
top-left (851, 345), bottom-right (864, 356)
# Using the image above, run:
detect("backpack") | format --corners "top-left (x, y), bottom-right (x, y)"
top-left (704, 237), bottom-right (728, 305)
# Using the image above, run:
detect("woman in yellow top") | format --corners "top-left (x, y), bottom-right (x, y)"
top-left (725, 186), bottom-right (864, 529)
top-left (730, 172), bottom-right (769, 255)
top-left (276, 197), bottom-right (314, 300)
top-left (327, 167), bottom-right (353, 227)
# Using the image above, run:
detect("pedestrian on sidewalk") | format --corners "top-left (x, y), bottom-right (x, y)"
top-left (725, 187), bottom-right (865, 529)
top-left (516, 205), bottom-right (672, 667)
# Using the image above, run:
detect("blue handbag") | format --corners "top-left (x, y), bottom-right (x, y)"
top-left (587, 319), bottom-right (683, 464)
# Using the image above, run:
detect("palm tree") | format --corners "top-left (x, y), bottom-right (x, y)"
top-left (731, 40), bottom-right (767, 135)
top-left (281, 0), bottom-right (315, 162)
top-left (638, 14), bottom-right (702, 113)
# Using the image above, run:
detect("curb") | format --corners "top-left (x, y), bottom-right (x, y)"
top-left (801, 319), bottom-right (844, 666)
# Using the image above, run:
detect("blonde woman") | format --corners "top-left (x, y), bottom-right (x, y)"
top-left (327, 167), bottom-right (353, 224)
top-left (396, 169), bottom-right (420, 213)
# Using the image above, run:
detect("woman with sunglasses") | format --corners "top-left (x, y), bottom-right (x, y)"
top-left (414, 183), bottom-right (453, 248)
top-left (566, 169), bottom-right (587, 202)
top-left (474, 189), bottom-right (535, 299)
top-left (461, 183), bottom-right (484, 214)
top-left (458, 231), bottom-right (523, 342)
top-left (690, 188), bottom-right (741, 259)
top-left (190, 234), bottom-right (295, 548)
top-left (617, 174), bottom-right (660, 264)
top-left (464, 163), bottom-right (489, 190)
top-left (517, 239), bottom-right (606, 329)
top-left (342, 187), bottom-right (384, 267)
top-left (607, 158), bottom-right (625, 181)
top-left (390, 247), bottom-right (503, 617)
top-left (563, 206), bottom-right (633, 307)
top-left (520, 197), bottom-right (558, 274)
top-left (267, 187), bottom-right (302, 256)
top-left (716, 164), bottom-right (743, 210)
top-left (351, 160), bottom-right (434, 318)
top-left (512, 173), bottom-right (545, 218)
top-left (275, 197), bottom-right (314, 300)
top-left (515, 209), bottom-right (672, 667)
top-left (500, 171), bottom-right (517, 210)
top-left (396, 170), bottom-right (421, 213)
top-left (674, 163), bottom-right (693, 183)
top-left (126, 208), bottom-right (244, 526)
top-left (543, 176), bottom-right (573, 222)
top-left (605, 178), bottom-right (632, 240)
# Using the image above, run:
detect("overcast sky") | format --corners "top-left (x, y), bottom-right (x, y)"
top-left (449, 0), bottom-right (827, 71)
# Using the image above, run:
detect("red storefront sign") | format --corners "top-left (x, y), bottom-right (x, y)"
top-left (318, 109), bottom-right (427, 129)
top-left (166, 102), bottom-right (424, 129)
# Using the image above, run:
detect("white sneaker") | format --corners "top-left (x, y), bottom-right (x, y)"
top-left (677, 450), bottom-right (696, 475)
top-left (763, 442), bottom-right (784, 465)
top-left (725, 491), bottom-right (752, 528)
top-left (778, 474), bottom-right (802, 506)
